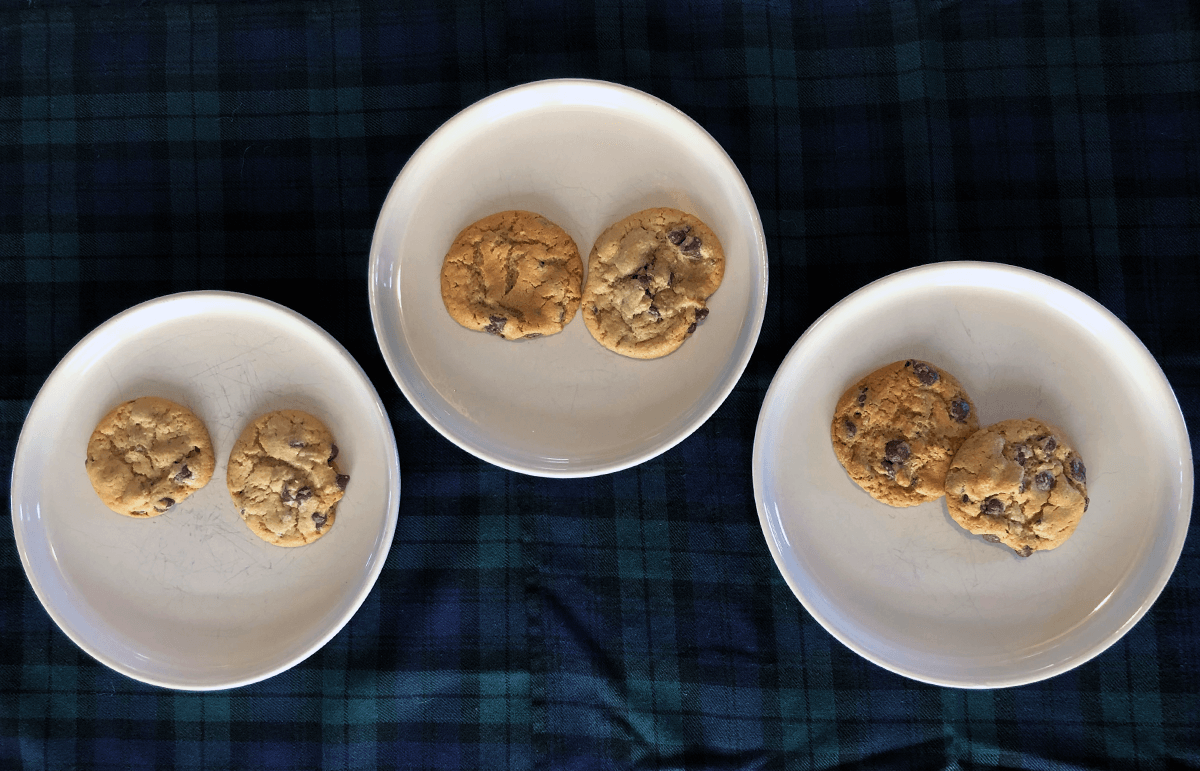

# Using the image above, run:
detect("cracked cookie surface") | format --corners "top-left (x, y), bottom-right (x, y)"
top-left (85, 396), bottom-right (215, 517)
top-left (945, 418), bottom-right (1088, 556)
top-left (226, 410), bottom-right (349, 548)
top-left (440, 210), bottom-right (583, 340)
top-left (581, 207), bottom-right (725, 359)
top-left (831, 360), bottom-right (979, 507)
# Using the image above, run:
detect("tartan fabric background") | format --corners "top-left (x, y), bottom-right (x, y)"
top-left (2, 0), bottom-right (1198, 768)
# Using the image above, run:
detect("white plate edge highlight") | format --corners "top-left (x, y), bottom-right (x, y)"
top-left (10, 290), bottom-right (402, 691)
top-left (367, 78), bottom-right (769, 477)
top-left (752, 261), bottom-right (1193, 688)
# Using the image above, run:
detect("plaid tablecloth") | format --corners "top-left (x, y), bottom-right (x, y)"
top-left (3, 1), bottom-right (1198, 768)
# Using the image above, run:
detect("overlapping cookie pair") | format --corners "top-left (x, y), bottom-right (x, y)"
top-left (84, 397), bottom-right (348, 548)
top-left (830, 360), bottom-right (1089, 557)
top-left (438, 207), bottom-right (724, 359)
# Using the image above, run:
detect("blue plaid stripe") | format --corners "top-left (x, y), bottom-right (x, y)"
top-left (3, 0), bottom-right (1199, 769)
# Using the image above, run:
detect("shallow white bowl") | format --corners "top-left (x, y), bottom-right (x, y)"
top-left (369, 79), bottom-right (768, 476)
top-left (11, 292), bottom-right (400, 690)
top-left (753, 262), bottom-right (1192, 688)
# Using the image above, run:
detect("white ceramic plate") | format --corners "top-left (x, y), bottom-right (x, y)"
top-left (10, 292), bottom-right (400, 690)
top-left (753, 262), bottom-right (1192, 688)
top-left (369, 79), bottom-right (768, 476)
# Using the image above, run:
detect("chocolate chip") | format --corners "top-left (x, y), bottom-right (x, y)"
top-left (1084, 496), bottom-right (1089, 512)
top-left (981, 498), bottom-right (1005, 517)
top-left (950, 399), bottom-right (970, 423)
top-left (667, 226), bottom-right (690, 245)
top-left (484, 315), bottom-right (507, 336)
top-left (280, 486), bottom-right (294, 503)
top-left (1034, 471), bottom-right (1055, 492)
top-left (524, 333), bottom-right (542, 339)
top-left (911, 362), bottom-right (939, 385)
top-left (288, 439), bottom-right (306, 448)
top-left (680, 236), bottom-right (702, 254)
top-left (312, 511), bottom-right (327, 530)
top-left (982, 534), bottom-right (1001, 543)
top-left (647, 305), bottom-right (661, 320)
top-left (295, 486), bottom-right (313, 503)
top-left (687, 322), bottom-right (697, 334)
top-left (1012, 444), bottom-right (1029, 465)
top-left (880, 460), bottom-right (897, 479)
top-left (154, 497), bottom-right (175, 512)
top-left (131, 510), bottom-right (147, 516)
top-left (328, 444), bottom-right (339, 465)
top-left (695, 307), bottom-right (709, 322)
top-left (843, 419), bottom-right (857, 439)
top-left (336, 474), bottom-right (350, 490)
top-left (856, 388), bottom-right (867, 406)
top-left (1069, 457), bottom-right (1086, 483)
top-left (883, 439), bottom-right (910, 464)
top-left (1042, 436), bottom-right (1057, 454)
top-left (173, 464), bottom-right (192, 483)
top-left (961, 494), bottom-right (970, 504)
top-left (1018, 545), bottom-right (1033, 558)
top-left (668, 272), bottom-right (675, 288)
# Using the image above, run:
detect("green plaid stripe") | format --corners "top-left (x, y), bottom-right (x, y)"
top-left (2, 1), bottom-right (1198, 769)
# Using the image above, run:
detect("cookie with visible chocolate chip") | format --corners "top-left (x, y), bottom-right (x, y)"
top-left (945, 418), bottom-right (1088, 556)
top-left (440, 210), bottom-right (583, 340)
top-left (85, 396), bottom-right (215, 517)
top-left (831, 360), bottom-right (979, 507)
top-left (581, 208), bottom-right (724, 359)
top-left (226, 410), bottom-right (349, 547)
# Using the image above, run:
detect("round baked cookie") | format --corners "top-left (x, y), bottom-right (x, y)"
top-left (440, 210), bottom-right (583, 340)
top-left (85, 396), bottom-right (215, 518)
top-left (945, 418), bottom-right (1088, 557)
top-left (831, 360), bottom-right (979, 507)
top-left (581, 208), bottom-right (725, 359)
top-left (226, 410), bottom-right (349, 548)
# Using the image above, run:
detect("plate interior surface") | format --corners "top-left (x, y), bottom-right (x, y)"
top-left (754, 263), bottom-right (1191, 687)
top-left (12, 292), bottom-right (399, 690)
top-left (370, 79), bottom-right (767, 476)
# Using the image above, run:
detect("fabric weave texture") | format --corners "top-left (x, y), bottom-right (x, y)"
top-left (1, 1), bottom-right (1198, 769)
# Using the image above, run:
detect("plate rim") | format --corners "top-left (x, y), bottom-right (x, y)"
top-left (367, 77), bottom-right (769, 477)
top-left (752, 260), bottom-right (1193, 688)
top-left (10, 290), bottom-right (402, 691)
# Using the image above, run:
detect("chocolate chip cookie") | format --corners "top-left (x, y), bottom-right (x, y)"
top-left (945, 418), bottom-right (1088, 556)
top-left (226, 410), bottom-right (349, 548)
top-left (581, 208), bottom-right (725, 359)
top-left (85, 396), bottom-right (215, 518)
top-left (440, 210), bottom-right (583, 340)
top-left (831, 360), bottom-right (979, 507)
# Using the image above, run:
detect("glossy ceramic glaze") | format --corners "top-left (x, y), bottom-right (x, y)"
top-left (369, 79), bottom-right (768, 476)
top-left (11, 292), bottom-right (401, 690)
top-left (754, 262), bottom-right (1192, 688)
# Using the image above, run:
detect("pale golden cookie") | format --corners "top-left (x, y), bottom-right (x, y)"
top-left (581, 208), bottom-right (725, 359)
top-left (85, 396), bottom-right (215, 518)
top-left (945, 418), bottom-right (1088, 556)
top-left (440, 210), bottom-right (583, 340)
top-left (831, 360), bottom-right (979, 507)
top-left (226, 410), bottom-right (348, 547)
